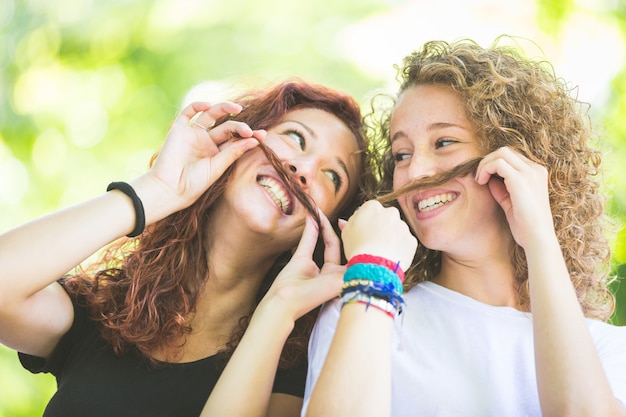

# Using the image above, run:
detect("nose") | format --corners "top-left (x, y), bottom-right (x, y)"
top-left (284, 161), bottom-right (311, 187)
top-left (408, 152), bottom-right (438, 180)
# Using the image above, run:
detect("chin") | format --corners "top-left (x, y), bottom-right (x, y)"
top-left (249, 211), bottom-right (303, 238)
top-left (414, 229), bottom-right (449, 252)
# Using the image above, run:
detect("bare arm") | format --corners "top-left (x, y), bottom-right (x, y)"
top-left (477, 147), bottom-right (626, 417)
top-left (527, 233), bottom-right (626, 417)
top-left (306, 200), bottom-right (417, 417)
top-left (200, 212), bottom-right (344, 417)
top-left (0, 101), bottom-right (263, 359)
top-left (0, 189), bottom-right (152, 357)
top-left (307, 303), bottom-right (394, 417)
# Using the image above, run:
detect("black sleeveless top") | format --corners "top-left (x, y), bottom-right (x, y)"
top-left (19, 290), bottom-right (306, 417)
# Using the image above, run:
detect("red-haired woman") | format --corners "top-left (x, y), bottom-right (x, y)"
top-left (0, 79), bottom-right (377, 417)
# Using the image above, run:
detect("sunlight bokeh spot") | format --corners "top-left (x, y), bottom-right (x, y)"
top-left (0, 155), bottom-right (29, 205)
top-left (65, 100), bottom-right (108, 149)
top-left (0, 0), bottom-right (15, 27)
top-left (90, 20), bottom-right (131, 64)
top-left (17, 24), bottom-right (60, 67)
top-left (54, 0), bottom-right (94, 25)
top-left (93, 65), bottom-right (127, 109)
top-left (13, 65), bottom-right (67, 115)
top-left (32, 128), bottom-right (68, 176)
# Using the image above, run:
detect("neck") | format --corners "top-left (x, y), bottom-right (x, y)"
top-left (433, 231), bottom-right (520, 309)
top-left (160, 208), bottom-right (291, 363)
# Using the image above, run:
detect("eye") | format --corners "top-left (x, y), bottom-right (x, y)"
top-left (435, 138), bottom-right (457, 149)
top-left (393, 152), bottom-right (411, 163)
top-left (325, 170), bottom-right (343, 192)
top-left (286, 129), bottom-right (306, 150)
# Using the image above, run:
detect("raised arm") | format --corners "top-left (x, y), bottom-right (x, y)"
top-left (0, 101), bottom-right (262, 359)
top-left (306, 200), bottom-right (417, 417)
top-left (200, 210), bottom-right (345, 417)
top-left (476, 147), bottom-right (626, 417)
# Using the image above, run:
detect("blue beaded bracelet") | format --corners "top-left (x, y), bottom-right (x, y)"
top-left (340, 280), bottom-right (405, 311)
top-left (344, 263), bottom-right (403, 294)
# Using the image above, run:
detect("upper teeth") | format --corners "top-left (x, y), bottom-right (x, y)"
top-left (418, 193), bottom-right (456, 212)
top-left (258, 177), bottom-right (291, 214)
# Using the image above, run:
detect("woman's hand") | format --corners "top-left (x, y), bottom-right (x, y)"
top-left (341, 200), bottom-right (417, 272)
top-left (142, 101), bottom-right (265, 213)
top-left (475, 146), bottom-right (554, 249)
top-left (261, 210), bottom-right (345, 322)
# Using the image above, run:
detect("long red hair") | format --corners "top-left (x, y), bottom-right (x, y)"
top-left (65, 79), bottom-right (376, 368)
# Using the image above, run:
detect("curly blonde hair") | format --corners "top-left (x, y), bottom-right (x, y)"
top-left (372, 37), bottom-right (615, 320)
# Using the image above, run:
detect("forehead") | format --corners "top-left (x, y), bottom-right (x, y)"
top-left (277, 107), bottom-right (355, 135)
top-left (391, 84), bottom-right (468, 128)
top-left (277, 107), bottom-right (361, 153)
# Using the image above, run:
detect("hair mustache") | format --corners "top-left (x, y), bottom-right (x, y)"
top-left (252, 138), bottom-right (482, 224)
top-left (376, 157), bottom-right (483, 205)
top-left (256, 140), bottom-right (322, 227)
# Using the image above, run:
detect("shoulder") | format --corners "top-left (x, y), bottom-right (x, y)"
top-left (586, 319), bottom-right (626, 403)
top-left (19, 281), bottom-right (95, 375)
top-left (586, 319), bottom-right (626, 370)
top-left (587, 318), bottom-right (626, 349)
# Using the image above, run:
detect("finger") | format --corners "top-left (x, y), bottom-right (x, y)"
top-left (318, 210), bottom-right (341, 265)
top-left (251, 129), bottom-right (267, 142)
top-left (291, 215), bottom-right (320, 260)
top-left (178, 102), bottom-right (213, 125)
top-left (487, 175), bottom-right (510, 207)
top-left (194, 101), bottom-right (243, 132)
top-left (480, 146), bottom-right (529, 167)
top-left (210, 138), bottom-right (260, 178)
top-left (475, 147), bottom-right (533, 185)
top-left (205, 101), bottom-right (242, 118)
top-left (337, 218), bottom-right (348, 231)
top-left (475, 157), bottom-right (518, 185)
top-left (210, 121), bottom-right (255, 147)
top-left (314, 266), bottom-right (345, 303)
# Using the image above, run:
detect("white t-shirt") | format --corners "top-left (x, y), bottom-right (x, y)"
top-left (302, 281), bottom-right (626, 417)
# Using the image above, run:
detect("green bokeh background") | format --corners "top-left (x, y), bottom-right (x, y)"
top-left (1, 0), bottom-right (625, 415)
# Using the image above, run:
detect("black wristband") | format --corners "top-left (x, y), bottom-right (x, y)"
top-left (106, 182), bottom-right (146, 237)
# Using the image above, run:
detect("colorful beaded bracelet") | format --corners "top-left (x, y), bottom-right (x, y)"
top-left (344, 263), bottom-right (403, 294)
top-left (342, 292), bottom-right (398, 319)
top-left (347, 254), bottom-right (405, 282)
top-left (340, 280), bottom-right (405, 311)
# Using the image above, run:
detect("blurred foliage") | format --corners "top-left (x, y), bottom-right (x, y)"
top-left (0, 0), bottom-right (388, 233)
top-left (0, 0), bottom-right (388, 414)
top-left (536, 0), bottom-right (626, 324)
top-left (1, 0), bottom-right (625, 415)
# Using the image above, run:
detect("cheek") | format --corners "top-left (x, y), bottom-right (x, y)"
top-left (467, 181), bottom-right (501, 216)
top-left (304, 185), bottom-right (329, 214)
top-left (262, 136), bottom-right (291, 158)
top-left (395, 193), bottom-right (413, 222)
top-left (392, 169), bottom-right (404, 189)
top-left (393, 167), bottom-right (412, 193)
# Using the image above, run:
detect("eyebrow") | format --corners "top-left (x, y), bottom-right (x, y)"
top-left (391, 122), bottom-right (469, 142)
top-left (283, 119), bottom-right (352, 192)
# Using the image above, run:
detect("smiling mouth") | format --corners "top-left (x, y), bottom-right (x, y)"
top-left (257, 175), bottom-right (293, 215)
top-left (417, 193), bottom-right (457, 212)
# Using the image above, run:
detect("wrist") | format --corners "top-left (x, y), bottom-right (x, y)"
top-left (127, 175), bottom-right (184, 226)
top-left (340, 254), bottom-right (405, 320)
top-left (106, 182), bottom-right (145, 237)
top-left (253, 297), bottom-right (296, 337)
